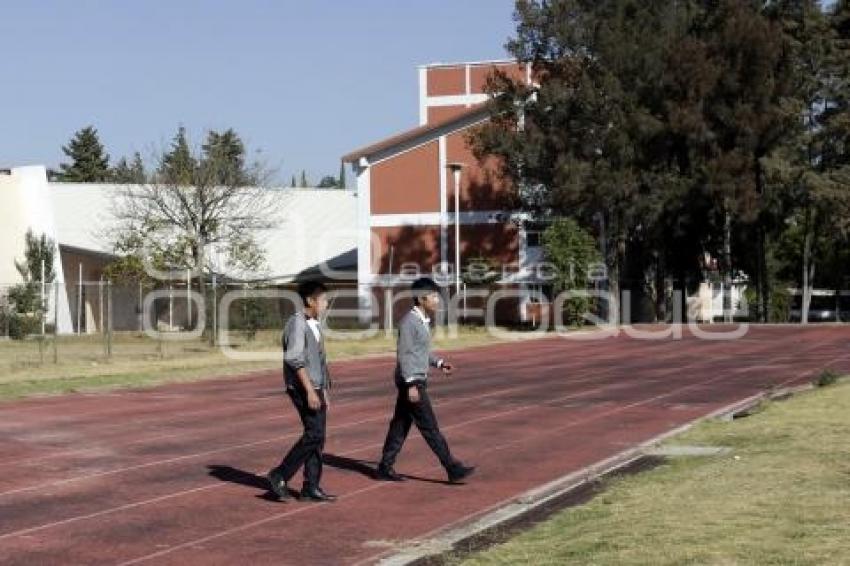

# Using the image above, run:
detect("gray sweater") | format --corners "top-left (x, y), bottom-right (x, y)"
top-left (394, 308), bottom-right (444, 387)
top-left (283, 312), bottom-right (330, 390)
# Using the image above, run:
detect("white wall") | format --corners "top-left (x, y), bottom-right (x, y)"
top-left (0, 166), bottom-right (73, 333)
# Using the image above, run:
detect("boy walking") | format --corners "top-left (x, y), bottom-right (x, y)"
top-left (267, 281), bottom-right (336, 502)
top-left (375, 277), bottom-right (475, 484)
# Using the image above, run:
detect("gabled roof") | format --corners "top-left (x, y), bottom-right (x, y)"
top-left (342, 104), bottom-right (490, 164)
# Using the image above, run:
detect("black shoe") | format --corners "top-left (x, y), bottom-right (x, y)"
top-left (375, 464), bottom-right (405, 482)
top-left (266, 469), bottom-right (291, 500)
top-left (447, 464), bottom-right (476, 484)
top-left (300, 486), bottom-right (337, 502)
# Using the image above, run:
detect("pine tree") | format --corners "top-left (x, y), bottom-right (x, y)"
top-left (201, 128), bottom-right (250, 185)
top-left (826, 0), bottom-right (850, 176)
top-left (7, 230), bottom-right (56, 336)
top-left (130, 152), bottom-right (145, 182)
top-left (761, 0), bottom-right (847, 322)
top-left (471, 0), bottom-right (693, 322)
top-left (469, 0), bottom-right (850, 324)
top-left (158, 126), bottom-right (196, 185)
top-left (317, 175), bottom-right (338, 188)
top-left (58, 126), bottom-right (110, 182)
top-left (690, 0), bottom-right (815, 321)
top-left (112, 158), bottom-right (132, 182)
top-left (338, 162), bottom-right (346, 188)
top-left (112, 152), bottom-right (146, 183)
top-left (300, 170), bottom-right (308, 187)
top-left (290, 174), bottom-right (297, 188)
top-left (14, 230), bottom-right (56, 285)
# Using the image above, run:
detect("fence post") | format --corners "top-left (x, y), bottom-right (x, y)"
top-left (138, 280), bottom-right (143, 333)
top-left (462, 282), bottom-right (467, 324)
top-left (384, 288), bottom-right (393, 333)
top-left (186, 268), bottom-right (192, 329)
top-left (3, 289), bottom-right (9, 339)
top-left (40, 258), bottom-right (46, 336)
top-left (77, 263), bottom-right (82, 334)
top-left (53, 281), bottom-right (59, 364)
top-left (38, 333), bottom-right (45, 365)
top-left (99, 279), bottom-right (104, 333)
top-left (209, 274), bottom-right (217, 347)
top-left (102, 280), bottom-right (108, 358)
top-left (107, 280), bottom-right (113, 359)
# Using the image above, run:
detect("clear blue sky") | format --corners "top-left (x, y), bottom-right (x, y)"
top-left (0, 0), bottom-right (517, 186)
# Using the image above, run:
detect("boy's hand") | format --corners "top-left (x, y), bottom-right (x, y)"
top-left (441, 362), bottom-right (453, 375)
top-left (307, 389), bottom-right (322, 411)
top-left (408, 385), bottom-right (420, 403)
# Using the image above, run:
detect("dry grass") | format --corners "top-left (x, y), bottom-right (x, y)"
top-left (0, 325), bottom-right (545, 400)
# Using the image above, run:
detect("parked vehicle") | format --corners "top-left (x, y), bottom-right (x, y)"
top-left (789, 289), bottom-right (840, 322)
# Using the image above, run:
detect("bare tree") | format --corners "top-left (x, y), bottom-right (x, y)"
top-left (108, 128), bottom-right (280, 334)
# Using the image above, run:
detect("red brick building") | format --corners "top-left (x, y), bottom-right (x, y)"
top-left (343, 60), bottom-right (545, 324)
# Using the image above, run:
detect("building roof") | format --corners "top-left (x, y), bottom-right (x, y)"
top-left (418, 59), bottom-right (518, 69)
top-left (342, 104), bottom-right (490, 164)
top-left (51, 183), bottom-right (120, 253)
top-left (257, 188), bottom-right (358, 283)
top-left (294, 248), bottom-right (357, 282)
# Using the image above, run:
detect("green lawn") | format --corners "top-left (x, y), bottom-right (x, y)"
top-left (461, 380), bottom-right (850, 566)
top-left (0, 325), bottom-right (543, 400)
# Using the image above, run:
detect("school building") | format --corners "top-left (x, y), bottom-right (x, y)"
top-left (342, 59), bottom-right (547, 325)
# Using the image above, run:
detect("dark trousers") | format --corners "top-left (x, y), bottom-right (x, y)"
top-left (380, 383), bottom-right (458, 472)
top-left (273, 386), bottom-right (327, 489)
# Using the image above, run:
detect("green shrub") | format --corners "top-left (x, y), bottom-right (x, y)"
top-left (814, 369), bottom-right (839, 388)
top-left (6, 313), bottom-right (41, 340)
top-left (743, 282), bottom-right (792, 322)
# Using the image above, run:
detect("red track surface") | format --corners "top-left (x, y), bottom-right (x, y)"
top-left (1, 325), bottom-right (848, 565)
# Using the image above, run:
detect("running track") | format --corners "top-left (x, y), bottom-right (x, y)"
top-left (1, 325), bottom-right (848, 565)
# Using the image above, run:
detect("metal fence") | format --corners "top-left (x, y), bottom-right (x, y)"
top-left (0, 277), bottom-right (381, 371)
top-left (0, 278), bottom-right (570, 371)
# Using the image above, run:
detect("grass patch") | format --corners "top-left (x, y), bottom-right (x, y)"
top-left (458, 380), bottom-right (850, 566)
top-left (0, 325), bottom-right (543, 401)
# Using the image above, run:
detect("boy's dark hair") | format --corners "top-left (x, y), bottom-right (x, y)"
top-left (297, 280), bottom-right (328, 303)
top-left (411, 277), bottom-right (441, 304)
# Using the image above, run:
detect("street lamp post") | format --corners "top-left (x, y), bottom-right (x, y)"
top-left (447, 162), bottom-right (466, 320)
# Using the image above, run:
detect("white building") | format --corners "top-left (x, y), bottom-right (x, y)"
top-left (0, 165), bottom-right (357, 334)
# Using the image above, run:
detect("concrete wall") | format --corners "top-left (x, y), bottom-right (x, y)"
top-left (0, 166), bottom-right (73, 333)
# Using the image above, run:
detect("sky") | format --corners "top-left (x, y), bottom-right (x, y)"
top-left (0, 0), bottom-right (518, 186)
